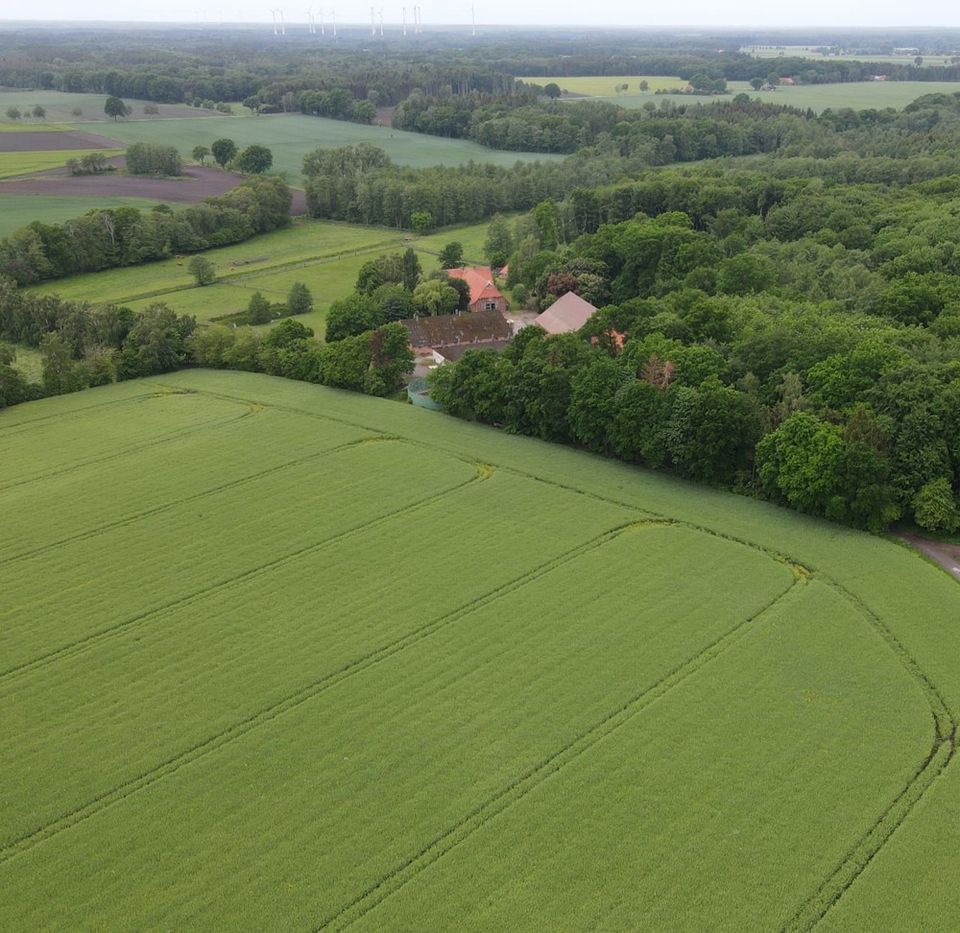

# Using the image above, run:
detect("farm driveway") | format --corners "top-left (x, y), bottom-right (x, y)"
top-left (898, 532), bottom-right (960, 582)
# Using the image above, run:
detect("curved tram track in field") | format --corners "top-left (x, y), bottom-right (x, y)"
top-left (161, 386), bottom-right (960, 932)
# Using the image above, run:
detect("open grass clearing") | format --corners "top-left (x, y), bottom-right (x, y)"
top-left (740, 46), bottom-right (958, 66)
top-left (4, 343), bottom-right (41, 383)
top-left (526, 74), bottom-right (687, 96)
top-left (0, 90), bottom-right (231, 125)
top-left (0, 148), bottom-right (123, 179)
top-left (0, 369), bottom-right (958, 928)
top-left (0, 194), bottom-right (163, 238)
top-left (91, 111), bottom-right (563, 177)
top-left (576, 78), bottom-right (960, 113)
top-left (30, 218), bottom-right (404, 304)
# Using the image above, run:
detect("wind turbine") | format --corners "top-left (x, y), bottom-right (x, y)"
top-left (304, 9), bottom-right (315, 32)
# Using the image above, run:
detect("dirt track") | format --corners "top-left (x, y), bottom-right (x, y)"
top-left (0, 160), bottom-right (308, 214)
top-left (898, 532), bottom-right (960, 582)
top-left (0, 130), bottom-right (125, 152)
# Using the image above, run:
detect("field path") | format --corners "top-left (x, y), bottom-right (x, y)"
top-left (897, 532), bottom-right (960, 582)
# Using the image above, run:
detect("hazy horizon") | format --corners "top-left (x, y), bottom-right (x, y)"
top-left (1, 1), bottom-right (958, 30)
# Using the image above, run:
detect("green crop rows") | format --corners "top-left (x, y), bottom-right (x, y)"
top-left (1, 370), bottom-right (959, 929)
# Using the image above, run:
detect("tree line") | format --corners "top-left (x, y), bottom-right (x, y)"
top-left (425, 154), bottom-right (960, 534)
top-left (0, 176), bottom-right (291, 286)
top-left (0, 287), bottom-right (413, 410)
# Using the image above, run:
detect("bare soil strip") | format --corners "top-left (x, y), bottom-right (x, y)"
top-left (0, 162), bottom-right (308, 214)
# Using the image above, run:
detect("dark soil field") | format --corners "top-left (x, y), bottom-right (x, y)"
top-left (0, 130), bottom-right (124, 152)
top-left (0, 161), bottom-right (308, 213)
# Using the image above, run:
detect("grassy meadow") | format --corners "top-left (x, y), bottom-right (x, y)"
top-left (0, 369), bottom-right (957, 929)
top-left (94, 111), bottom-right (562, 176)
top-left (28, 217), bottom-right (493, 338)
top-left (0, 90), bottom-right (229, 124)
top-left (741, 46), bottom-right (958, 66)
top-left (0, 195), bottom-right (164, 238)
top-left (555, 76), bottom-right (960, 113)
top-left (0, 148), bottom-right (123, 179)
top-left (526, 74), bottom-right (688, 96)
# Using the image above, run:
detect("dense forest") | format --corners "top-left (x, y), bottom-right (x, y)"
top-left (416, 100), bottom-right (960, 533)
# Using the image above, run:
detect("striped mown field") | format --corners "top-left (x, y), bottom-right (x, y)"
top-left (1, 371), bottom-right (959, 930)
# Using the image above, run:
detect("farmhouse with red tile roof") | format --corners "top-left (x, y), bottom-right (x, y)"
top-left (534, 292), bottom-right (599, 335)
top-left (446, 266), bottom-right (509, 313)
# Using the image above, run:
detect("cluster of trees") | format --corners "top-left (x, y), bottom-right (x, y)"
top-left (190, 138), bottom-right (273, 174)
top-left (323, 248), bottom-right (475, 341)
top-left (0, 284), bottom-right (412, 409)
top-left (4, 105), bottom-right (46, 120)
top-left (0, 176), bottom-right (291, 285)
top-left (125, 142), bottom-right (182, 176)
top-left (66, 152), bottom-right (112, 176)
top-left (243, 86), bottom-right (377, 123)
top-left (0, 284), bottom-right (198, 397)
top-left (190, 318), bottom-right (414, 396)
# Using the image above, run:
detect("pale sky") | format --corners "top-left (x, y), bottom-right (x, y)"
top-left (1, 0), bottom-right (958, 28)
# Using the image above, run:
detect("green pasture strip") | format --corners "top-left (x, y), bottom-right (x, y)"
top-left (0, 148), bottom-right (123, 179)
top-left (91, 112), bottom-right (561, 176)
top-left (124, 283), bottom-right (263, 321)
top-left (29, 220), bottom-right (404, 305)
top-left (0, 123), bottom-right (71, 132)
top-left (526, 74), bottom-right (687, 96)
top-left (409, 218), bottom-right (500, 265)
top-left (601, 79), bottom-right (960, 113)
top-left (0, 89), bottom-right (230, 124)
top-left (0, 408), bottom-right (376, 562)
top-left (0, 522), bottom-right (792, 925)
top-left (0, 195), bottom-right (162, 238)
top-left (0, 390), bottom-right (246, 489)
top-left (358, 579), bottom-right (930, 932)
top-left (24, 218), bottom-right (495, 339)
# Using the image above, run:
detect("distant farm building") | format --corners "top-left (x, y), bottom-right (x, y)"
top-left (534, 292), bottom-right (599, 335)
top-left (446, 266), bottom-right (509, 313)
top-left (402, 309), bottom-right (513, 377)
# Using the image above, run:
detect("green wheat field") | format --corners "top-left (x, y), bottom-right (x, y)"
top-left (1, 370), bottom-right (958, 929)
